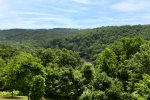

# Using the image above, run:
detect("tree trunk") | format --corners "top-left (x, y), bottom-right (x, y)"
top-left (11, 89), bottom-right (13, 97)
top-left (28, 94), bottom-right (30, 100)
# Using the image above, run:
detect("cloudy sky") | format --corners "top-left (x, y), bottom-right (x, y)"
top-left (0, 0), bottom-right (150, 29)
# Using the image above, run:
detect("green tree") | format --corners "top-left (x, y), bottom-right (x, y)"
top-left (105, 79), bottom-right (125, 100)
top-left (55, 48), bottom-right (82, 68)
top-left (91, 72), bottom-right (112, 91)
top-left (95, 48), bottom-right (117, 76)
top-left (95, 37), bottom-right (148, 93)
top-left (45, 66), bottom-right (83, 99)
top-left (79, 89), bottom-right (106, 100)
top-left (0, 58), bottom-right (5, 90)
top-left (40, 48), bottom-right (56, 66)
top-left (81, 64), bottom-right (94, 84)
top-left (3, 52), bottom-right (45, 98)
top-left (132, 74), bottom-right (150, 100)
top-left (30, 75), bottom-right (46, 100)
top-left (39, 48), bottom-right (82, 68)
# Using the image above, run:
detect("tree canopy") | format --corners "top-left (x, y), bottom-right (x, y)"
top-left (1, 25), bottom-right (150, 99)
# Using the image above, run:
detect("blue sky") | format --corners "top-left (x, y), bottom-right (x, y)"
top-left (0, 0), bottom-right (150, 29)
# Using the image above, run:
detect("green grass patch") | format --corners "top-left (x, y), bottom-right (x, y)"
top-left (0, 91), bottom-right (28, 100)
top-left (0, 91), bottom-right (19, 97)
top-left (0, 96), bottom-right (28, 100)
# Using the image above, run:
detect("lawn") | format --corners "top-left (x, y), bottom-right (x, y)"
top-left (0, 91), bottom-right (52, 100)
top-left (0, 91), bottom-right (28, 100)
top-left (0, 96), bottom-right (28, 100)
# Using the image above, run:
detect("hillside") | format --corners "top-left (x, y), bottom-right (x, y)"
top-left (47, 25), bottom-right (150, 59)
top-left (0, 28), bottom-right (81, 46)
top-left (0, 25), bottom-right (150, 99)
top-left (1, 25), bottom-right (150, 60)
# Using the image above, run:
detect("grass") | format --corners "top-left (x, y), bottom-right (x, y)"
top-left (0, 91), bottom-right (52, 100)
top-left (0, 96), bottom-right (28, 100)
top-left (0, 91), bottom-right (28, 100)
top-left (0, 91), bottom-right (19, 97)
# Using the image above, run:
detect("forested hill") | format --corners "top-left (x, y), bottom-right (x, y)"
top-left (0, 28), bottom-right (81, 46)
top-left (1, 25), bottom-right (150, 59)
top-left (47, 25), bottom-right (150, 59)
top-left (1, 25), bottom-right (150, 99)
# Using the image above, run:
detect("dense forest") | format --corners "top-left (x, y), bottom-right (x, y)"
top-left (0, 28), bottom-right (81, 46)
top-left (0, 25), bottom-right (150, 100)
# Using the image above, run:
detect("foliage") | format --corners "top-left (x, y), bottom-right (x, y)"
top-left (105, 79), bottom-right (124, 100)
top-left (3, 52), bottom-right (46, 97)
top-left (81, 64), bottom-right (94, 84)
top-left (1, 25), bottom-right (150, 99)
top-left (39, 48), bottom-right (83, 68)
top-left (132, 74), bottom-right (150, 99)
top-left (0, 28), bottom-right (80, 47)
top-left (95, 48), bottom-right (118, 76)
top-left (0, 58), bottom-right (5, 90)
top-left (48, 25), bottom-right (150, 59)
top-left (30, 75), bottom-right (45, 100)
top-left (1, 25), bottom-right (150, 59)
top-left (79, 89), bottom-right (106, 100)
top-left (0, 91), bottom-right (19, 97)
top-left (45, 67), bottom-right (83, 99)
top-left (91, 72), bottom-right (112, 91)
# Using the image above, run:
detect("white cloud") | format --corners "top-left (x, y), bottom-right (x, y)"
top-left (71, 0), bottom-right (106, 5)
top-left (18, 12), bottom-right (61, 17)
top-left (72, 0), bottom-right (92, 4)
top-left (112, 0), bottom-right (150, 12)
top-left (50, 6), bottom-right (79, 13)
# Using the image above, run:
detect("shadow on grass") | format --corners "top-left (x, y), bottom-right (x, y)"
top-left (0, 96), bottom-right (27, 100)
top-left (3, 97), bottom-right (21, 99)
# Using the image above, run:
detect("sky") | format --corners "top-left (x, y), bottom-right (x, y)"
top-left (0, 0), bottom-right (150, 29)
